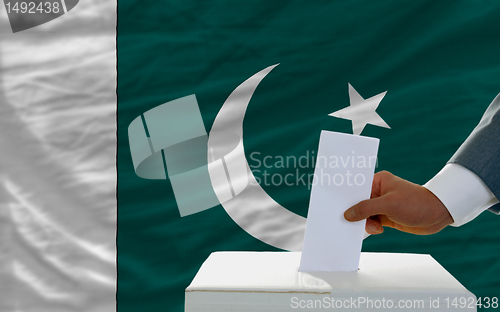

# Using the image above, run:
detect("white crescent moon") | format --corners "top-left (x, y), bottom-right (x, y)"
top-left (207, 64), bottom-right (368, 251)
top-left (207, 64), bottom-right (307, 251)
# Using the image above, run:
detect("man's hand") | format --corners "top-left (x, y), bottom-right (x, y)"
top-left (344, 171), bottom-right (454, 235)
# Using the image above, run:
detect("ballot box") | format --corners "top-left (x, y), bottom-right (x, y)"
top-left (185, 252), bottom-right (476, 312)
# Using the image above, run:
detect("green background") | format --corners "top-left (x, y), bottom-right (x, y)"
top-left (117, 1), bottom-right (500, 311)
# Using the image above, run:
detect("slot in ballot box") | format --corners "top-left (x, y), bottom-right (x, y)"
top-left (185, 252), bottom-right (476, 312)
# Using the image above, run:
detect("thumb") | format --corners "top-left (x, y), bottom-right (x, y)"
top-left (344, 196), bottom-right (391, 222)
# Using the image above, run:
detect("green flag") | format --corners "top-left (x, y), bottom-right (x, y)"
top-left (118, 1), bottom-right (500, 311)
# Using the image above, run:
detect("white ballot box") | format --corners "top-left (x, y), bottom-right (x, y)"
top-left (185, 252), bottom-right (476, 312)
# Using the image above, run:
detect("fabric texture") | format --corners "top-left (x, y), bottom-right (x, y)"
top-left (0, 0), bottom-right (116, 310)
top-left (449, 93), bottom-right (500, 214)
top-left (2, 1), bottom-right (500, 312)
top-left (117, 2), bottom-right (500, 312)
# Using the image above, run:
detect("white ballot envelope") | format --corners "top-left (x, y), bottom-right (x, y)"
top-left (299, 130), bottom-right (379, 272)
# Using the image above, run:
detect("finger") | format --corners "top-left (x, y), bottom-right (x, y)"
top-left (377, 215), bottom-right (396, 229)
top-left (344, 196), bottom-right (391, 222)
top-left (370, 171), bottom-right (392, 199)
top-left (370, 173), bottom-right (382, 199)
top-left (365, 217), bottom-right (383, 234)
top-left (376, 216), bottom-right (431, 235)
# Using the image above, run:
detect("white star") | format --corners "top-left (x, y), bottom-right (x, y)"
top-left (329, 83), bottom-right (390, 135)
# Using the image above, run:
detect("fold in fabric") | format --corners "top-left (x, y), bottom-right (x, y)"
top-left (0, 0), bottom-right (116, 310)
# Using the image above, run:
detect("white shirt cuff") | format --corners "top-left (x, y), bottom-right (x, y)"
top-left (423, 163), bottom-right (499, 227)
